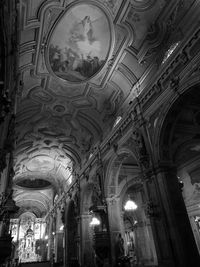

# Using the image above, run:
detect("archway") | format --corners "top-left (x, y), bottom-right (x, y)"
top-left (105, 148), bottom-right (157, 266)
top-left (158, 85), bottom-right (200, 263)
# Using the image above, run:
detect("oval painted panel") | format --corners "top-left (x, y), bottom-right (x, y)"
top-left (48, 3), bottom-right (111, 82)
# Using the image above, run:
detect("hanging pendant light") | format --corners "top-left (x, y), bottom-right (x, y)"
top-left (124, 195), bottom-right (138, 211)
top-left (89, 216), bottom-right (101, 226)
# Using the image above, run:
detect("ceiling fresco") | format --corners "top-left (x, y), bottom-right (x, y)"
top-left (14, 0), bottom-right (184, 217)
top-left (48, 3), bottom-right (111, 82)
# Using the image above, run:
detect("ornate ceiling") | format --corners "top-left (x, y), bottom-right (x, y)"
top-left (13, 0), bottom-right (186, 217)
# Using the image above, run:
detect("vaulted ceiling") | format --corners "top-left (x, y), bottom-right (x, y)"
top-left (13, 0), bottom-right (189, 217)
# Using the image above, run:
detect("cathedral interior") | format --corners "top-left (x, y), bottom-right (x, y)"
top-left (1, 0), bottom-right (200, 266)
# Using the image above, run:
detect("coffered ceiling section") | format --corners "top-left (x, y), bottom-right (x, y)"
top-left (16, 0), bottom-right (169, 176)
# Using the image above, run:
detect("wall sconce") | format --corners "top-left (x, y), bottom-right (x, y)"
top-left (89, 216), bottom-right (101, 226)
top-left (124, 196), bottom-right (138, 211)
top-left (44, 235), bottom-right (48, 240)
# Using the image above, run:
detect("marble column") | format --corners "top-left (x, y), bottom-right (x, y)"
top-left (155, 163), bottom-right (200, 266)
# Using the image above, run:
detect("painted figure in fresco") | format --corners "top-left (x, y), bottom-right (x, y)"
top-left (67, 15), bottom-right (101, 78)
top-left (49, 6), bottom-right (108, 81)
top-left (76, 15), bottom-right (100, 59)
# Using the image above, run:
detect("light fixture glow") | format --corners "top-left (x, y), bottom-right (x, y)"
top-left (124, 199), bottom-right (138, 211)
top-left (45, 235), bottom-right (48, 240)
top-left (89, 217), bottom-right (100, 226)
top-left (59, 225), bottom-right (64, 231)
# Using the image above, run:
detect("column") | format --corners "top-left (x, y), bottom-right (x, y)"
top-left (55, 231), bottom-right (64, 263)
top-left (76, 215), bottom-right (81, 266)
top-left (47, 216), bottom-right (53, 261)
top-left (0, 154), bottom-right (9, 193)
top-left (106, 197), bottom-right (124, 266)
top-left (155, 163), bottom-right (200, 266)
top-left (141, 174), bottom-right (175, 267)
top-left (81, 214), bottom-right (95, 267)
top-left (54, 215), bottom-right (58, 262)
top-left (0, 154), bottom-right (10, 236)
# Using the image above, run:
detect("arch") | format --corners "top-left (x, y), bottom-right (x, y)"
top-left (105, 146), bottom-right (138, 198)
top-left (154, 83), bottom-right (200, 260)
top-left (104, 145), bottom-right (158, 265)
top-left (153, 81), bottom-right (200, 162)
top-left (19, 211), bottom-right (36, 220)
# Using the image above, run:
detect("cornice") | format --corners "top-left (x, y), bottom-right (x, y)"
top-left (139, 27), bottom-right (200, 110)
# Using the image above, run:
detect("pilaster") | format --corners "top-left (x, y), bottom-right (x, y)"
top-left (47, 216), bottom-right (53, 261)
top-left (106, 196), bottom-right (124, 266)
top-left (81, 213), bottom-right (95, 267)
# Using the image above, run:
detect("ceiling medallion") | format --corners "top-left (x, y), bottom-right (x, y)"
top-left (47, 3), bottom-right (111, 83)
top-left (53, 104), bottom-right (65, 113)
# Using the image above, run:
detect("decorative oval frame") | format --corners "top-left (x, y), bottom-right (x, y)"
top-left (15, 178), bottom-right (52, 190)
top-left (46, 1), bottom-right (113, 83)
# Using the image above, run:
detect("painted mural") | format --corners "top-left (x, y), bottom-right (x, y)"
top-left (48, 4), bottom-right (111, 82)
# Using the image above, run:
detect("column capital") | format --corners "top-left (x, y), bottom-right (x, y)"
top-left (106, 196), bottom-right (120, 206)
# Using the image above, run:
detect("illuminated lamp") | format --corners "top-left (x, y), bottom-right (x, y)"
top-left (89, 216), bottom-right (101, 226)
top-left (59, 225), bottom-right (64, 231)
top-left (124, 196), bottom-right (138, 211)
